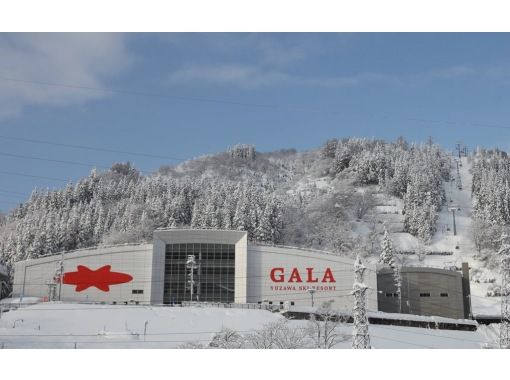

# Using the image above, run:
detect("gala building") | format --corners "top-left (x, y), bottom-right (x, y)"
top-left (12, 228), bottom-right (379, 311)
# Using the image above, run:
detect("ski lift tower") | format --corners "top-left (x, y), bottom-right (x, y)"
top-left (455, 141), bottom-right (463, 159)
top-left (448, 205), bottom-right (458, 236)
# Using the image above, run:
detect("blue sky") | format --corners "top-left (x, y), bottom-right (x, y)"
top-left (1, 33), bottom-right (510, 211)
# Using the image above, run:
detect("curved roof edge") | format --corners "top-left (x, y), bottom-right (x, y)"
top-left (250, 241), bottom-right (356, 262)
top-left (36, 242), bottom-right (153, 260)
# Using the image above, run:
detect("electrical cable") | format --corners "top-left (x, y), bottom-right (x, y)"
top-left (0, 134), bottom-right (186, 161)
top-left (0, 151), bottom-right (153, 175)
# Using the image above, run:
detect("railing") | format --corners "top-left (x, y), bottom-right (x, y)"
top-left (396, 250), bottom-right (453, 256)
top-left (181, 301), bottom-right (280, 311)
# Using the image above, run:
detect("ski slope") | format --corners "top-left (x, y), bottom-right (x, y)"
top-left (397, 155), bottom-right (501, 315)
top-left (0, 303), bottom-right (499, 348)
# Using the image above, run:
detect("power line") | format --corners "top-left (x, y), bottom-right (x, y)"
top-left (2, 74), bottom-right (510, 135)
top-left (9, 239), bottom-right (501, 307)
top-left (374, 324), bottom-right (489, 345)
top-left (11, 245), bottom-right (500, 304)
top-left (0, 134), bottom-right (186, 161)
top-left (0, 328), bottom-right (259, 338)
top-left (0, 188), bottom-right (29, 197)
top-left (0, 335), bottom-right (437, 348)
top-left (0, 151), bottom-right (153, 175)
top-left (0, 313), bottom-right (474, 348)
top-left (369, 333), bottom-right (435, 349)
top-left (0, 323), bottom-right (485, 344)
top-left (0, 75), bottom-right (342, 116)
top-left (0, 170), bottom-right (70, 183)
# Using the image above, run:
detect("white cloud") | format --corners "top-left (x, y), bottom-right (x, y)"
top-left (168, 65), bottom-right (292, 89)
top-left (0, 33), bottom-right (133, 118)
top-left (161, 33), bottom-right (318, 66)
top-left (168, 64), bottom-right (393, 89)
top-left (429, 65), bottom-right (476, 78)
top-left (168, 61), bottom-right (510, 90)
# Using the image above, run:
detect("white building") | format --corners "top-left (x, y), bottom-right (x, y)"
top-left (12, 228), bottom-right (378, 310)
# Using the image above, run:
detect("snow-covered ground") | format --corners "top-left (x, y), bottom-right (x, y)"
top-left (0, 303), bottom-right (499, 348)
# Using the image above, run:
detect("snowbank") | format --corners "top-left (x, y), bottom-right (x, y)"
top-left (0, 303), bottom-right (494, 349)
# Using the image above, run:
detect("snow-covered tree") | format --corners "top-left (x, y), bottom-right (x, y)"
top-left (0, 137), bottom-right (452, 274)
top-left (209, 328), bottom-right (245, 349)
top-left (246, 319), bottom-right (308, 349)
top-left (379, 227), bottom-right (394, 266)
top-left (307, 300), bottom-right (349, 349)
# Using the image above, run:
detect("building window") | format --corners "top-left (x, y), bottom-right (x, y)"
top-left (280, 301), bottom-right (284, 305)
top-left (386, 293), bottom-right (393, 297)
top-left (440, 293), bottom-right (449, 297)
top-left (163, 243), bottom-right (235, 304)
top-left (419, 293), bottom-right (431, 297)
top-left (291, 302), bottom-right (295, 306)
top-left (132, 289), bottom-right (144, 295)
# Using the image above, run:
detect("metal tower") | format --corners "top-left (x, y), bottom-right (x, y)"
top-left (186, 255), bottom-right (198, 302)
top-left (499, 233), bottom-right (510, 348)
top-left (352, 255), bottom-right (371, 349)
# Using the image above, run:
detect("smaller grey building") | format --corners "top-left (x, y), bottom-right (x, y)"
top-left (377, 265), bottom-right (471, 320)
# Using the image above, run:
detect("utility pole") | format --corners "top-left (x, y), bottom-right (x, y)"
top-left (499, 233), bottom-right (510, 349)
top-left (144, 320), bottom-right (149, 342)
top-left (352, 256), bottom-right (370, 349)
top-left (56, 258), bottom-right (64, 301)
top-left (308, 288), bottom-right (316, 307)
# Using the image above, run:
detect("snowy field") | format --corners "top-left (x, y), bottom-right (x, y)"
top-left (0, 303), bottom-right (500, 349)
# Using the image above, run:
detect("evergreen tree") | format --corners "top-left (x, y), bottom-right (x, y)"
top-left (379, 227), bottom-right (394, 266)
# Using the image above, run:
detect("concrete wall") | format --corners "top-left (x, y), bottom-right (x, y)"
top-left (377, 266), bottom-right (466, 319)
top-left (247, 245), bottom-right (378, 311)
top-left (12, 244), bottom-right (153, 304)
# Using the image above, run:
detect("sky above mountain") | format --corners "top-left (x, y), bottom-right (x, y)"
top-left (1, 33), bottom-right (510, 211)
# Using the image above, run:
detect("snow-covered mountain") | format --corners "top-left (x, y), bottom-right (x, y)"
top-left (0, 138), bottom-right (506, 314)
top-left (0, 139), bottom-right (448, 266)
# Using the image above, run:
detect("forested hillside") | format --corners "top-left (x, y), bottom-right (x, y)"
top-left (471, 149), bottom-right (510, 260)
top-left (0, 138), bottom-right (451, 275)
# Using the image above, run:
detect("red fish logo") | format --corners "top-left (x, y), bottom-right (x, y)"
top-left (62, 265), bottom-right (133, 292)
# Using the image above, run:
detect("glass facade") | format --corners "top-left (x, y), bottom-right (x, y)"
top-left (164, 243), bottom-right (235, 304)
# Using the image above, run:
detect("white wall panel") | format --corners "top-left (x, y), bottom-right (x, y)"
top-left (247, 245), bottom-right (378, 311)
top-left (13, 244), bottom-right (153, 304)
